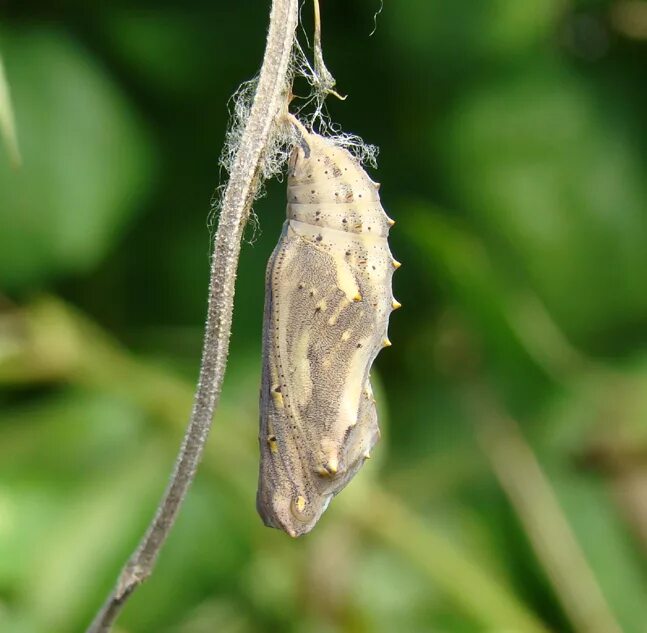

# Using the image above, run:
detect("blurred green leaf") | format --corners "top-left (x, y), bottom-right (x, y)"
top-left (541, 360), bottom-right (647, 454)
top-left (403, 206), bottom-right (558, 412)
top-left (0, 389), bottom-right (165, 633)
top-left (172, 599), bottom-right (254, 633)
top-left (0, 27), bottom-right (154, 288)
top-left (24, 441), bottom-right (168, 633)
top-left (0, 390), bottom-right (147, 480)
top-left (436, 60), bottom-right (647, 348)
top-left (386, 0), bottom-right (562, 75)
top-left (102, 9), bottom-right (217, 98)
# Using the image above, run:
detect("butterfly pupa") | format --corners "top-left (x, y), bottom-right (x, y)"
top-left (256, 122), bottom-right (398, 537)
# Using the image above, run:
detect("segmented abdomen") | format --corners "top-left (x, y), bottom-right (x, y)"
top-left (256, 128), bottom-right (399, 537)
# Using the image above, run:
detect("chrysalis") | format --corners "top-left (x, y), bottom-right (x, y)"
top-left (256, 122), bottom-right (400, 537)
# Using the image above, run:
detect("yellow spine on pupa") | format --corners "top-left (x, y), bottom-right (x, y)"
top-left (256, 123), bottom-right (399, 537)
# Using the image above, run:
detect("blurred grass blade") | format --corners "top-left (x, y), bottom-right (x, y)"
top-left (405, 208), bottom-right (593, 382)
top-left (342, 486), bottom-right (551, 633)
top-left (0, 50), bottom-right (21, 167)
top-left (467, 383), bottom-right (623, 633)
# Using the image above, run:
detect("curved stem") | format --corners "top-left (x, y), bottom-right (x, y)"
top-left (85, 1), bottom-right (299, 630)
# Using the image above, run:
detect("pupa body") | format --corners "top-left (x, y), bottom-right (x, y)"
top-left (256, 126), bottom-right (398, 536)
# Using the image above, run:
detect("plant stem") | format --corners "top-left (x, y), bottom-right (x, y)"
top-left (85, 1), bottom-right (299, 630)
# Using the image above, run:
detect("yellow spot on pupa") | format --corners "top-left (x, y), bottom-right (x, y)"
top-left (387, 217), bottom-right (395, 226)
top-left (392, 300), bottom-right (402, 310)
top-left (315, 299), bottom-right (327, 312)
top-left (341, 330), bottom-right (351, 342)
top-left (353, 292), bottom-right (362, 302)
top-left (270, 385), bottom-right (284, 408)
top-left (317, 466), bottom-right (331, 478)
top-left (325, 457), bottom-right (338, 475)
top-left (383, 337), bottom-right (392, 347)
top-left (392, 260), bottom-right (401, 269)
top-left (328, 315), bottom-right (338, 326)
top-left (290, 496), bottom-right (311, 523)
top-left (267, 435), bottom-right (279, 453)
top-left (364, 451), bottom-right (371, 460)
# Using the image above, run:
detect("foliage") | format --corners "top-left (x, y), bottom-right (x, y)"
top-left (1, 1), bottom-right (646, 632)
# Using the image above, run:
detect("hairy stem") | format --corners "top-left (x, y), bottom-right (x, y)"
top-left (85, 1), bottom-right (299, 630)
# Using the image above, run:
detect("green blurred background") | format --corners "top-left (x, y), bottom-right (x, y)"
top-left (1, 1), bottom-right (647, 632)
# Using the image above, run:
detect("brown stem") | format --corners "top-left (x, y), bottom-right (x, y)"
top-left (85, 1), bottom-right (299, 630)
